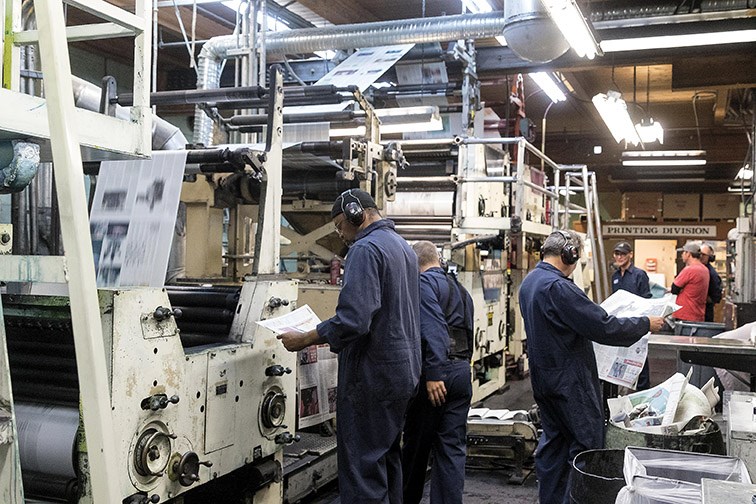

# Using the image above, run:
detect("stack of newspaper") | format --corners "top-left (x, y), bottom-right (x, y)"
top-left (467, 408), bottom-right (529, 423)
top-left (607, 371), bottom-right (720, 434)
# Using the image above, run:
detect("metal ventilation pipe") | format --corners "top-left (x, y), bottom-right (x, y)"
top-left (71, 77), bottom-right (187, 151)
top-left (193, 12), bottom-right (510, 145)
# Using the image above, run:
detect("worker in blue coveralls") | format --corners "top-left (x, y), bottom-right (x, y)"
top-left (277, 189), bottom-right (421, 504)
top-left (519, 230), bottom-right (664, 504)
top-left (611, 241), bottom-right (653, 390)
top-left (700, 243), bottom-right (723, 322)
top-left (401, 241), bottom-right (474, 504)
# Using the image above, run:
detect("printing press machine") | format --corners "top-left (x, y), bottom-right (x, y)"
top-left (3, 280), bottom-right (298, 504)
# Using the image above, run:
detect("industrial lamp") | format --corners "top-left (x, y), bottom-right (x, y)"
top-left (621, 150), bottom-right (707, 167)
top-left (634, 118), bottom-right (664, 145)
top-left (530, 72), bottom-right (567, 103)
top-left (539, 0), bottom-right (602, 59)
top-left (592, 91), bottom-right (640, 145)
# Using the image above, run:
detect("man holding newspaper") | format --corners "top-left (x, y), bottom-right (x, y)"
top-left (277, 189), bottom-right (421, 504)
top-left (519, 230), bottom-right (664, 504)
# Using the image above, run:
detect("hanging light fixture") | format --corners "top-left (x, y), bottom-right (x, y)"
top-left (530, 72), bottom-right (567, 103)
top-left (539, 0), bottom-right (602, 59)
top-left (592, 91), bottom-right (640, 146)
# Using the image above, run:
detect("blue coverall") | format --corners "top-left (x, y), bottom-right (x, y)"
top-left (402, 267), bottom-right (474, 504)
top-left (704, 262), bottom-right (722, 322)
top-left (611, 265), bottom-right (652, 389)
top-left (317, 219), bottom-right (421, 504)
top-left (519, 262), bottom-right (650, 504)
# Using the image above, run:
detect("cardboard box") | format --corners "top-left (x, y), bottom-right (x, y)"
top-left (621, 192), bottom-right (663, 220)
top-left (702, 193), bottom-right (740, 220)
top-left (663, 194), bottom-right (700, 220)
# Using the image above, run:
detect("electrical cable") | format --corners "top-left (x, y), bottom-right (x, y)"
top-left (171, 0), bottom-right (199, 73)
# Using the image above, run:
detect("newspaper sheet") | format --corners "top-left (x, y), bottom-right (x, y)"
top-left (255, 305), bottom-right (321, 335)
top-left (284, 44), bottom-right (415, 116)
top-left (594, 290), bottom-right (679, 388)
top-left (255, 306), bottom-right (337, 428)
top-left (607, 372), bottom-right (688, 432)
top-left (89, 151), bottom-right (187, 288)
top-left (297, 344), bottom-right (338, 428)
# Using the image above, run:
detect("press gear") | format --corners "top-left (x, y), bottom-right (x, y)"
top-left (442, 273), bottom-right (473, 361)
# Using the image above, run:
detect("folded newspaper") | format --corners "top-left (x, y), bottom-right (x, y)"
top-left (468, 408), bottom-right (529, 422)
top-left (594, 291), bottom-right (680, 389)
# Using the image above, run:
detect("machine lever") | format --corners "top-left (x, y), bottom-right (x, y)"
top-left (265, 365), bottom-right (292, 377)
top-left (274, 432), bottom-right (300, 445)
top-left (153, 306), bottom-right (181, 321)
top-left (141, 393), bottom-right (180, 411)
top-left (267, 297), bottom-right (290, 309)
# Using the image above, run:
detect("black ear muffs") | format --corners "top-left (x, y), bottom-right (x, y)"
top-left (344, 200), bottom-right (365, 227)
top-left (557, 230), bottom-right (580, 265)
top-left (340, 190), bottom-right (365, 227)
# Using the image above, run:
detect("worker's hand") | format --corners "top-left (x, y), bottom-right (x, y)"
top-left (647, 316), bottom-right (664, 333)
top-left (277, 330), bottom-right (317, 352)
top-left (426, 380), bottom-right (447, 407)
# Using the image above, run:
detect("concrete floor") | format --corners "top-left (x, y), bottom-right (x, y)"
top-left (302, 348), bottom-right (688, 504)
top-left (304, 376), bottom-right (540, 504)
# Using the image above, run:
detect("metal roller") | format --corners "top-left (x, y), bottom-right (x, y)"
top-left (166, 286), bottom-right (240, 309)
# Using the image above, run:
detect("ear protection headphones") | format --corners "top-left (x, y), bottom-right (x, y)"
top-left (556, 230), bottom-right (580, 265)
top-left (339, 189), bottom-right (365, 227)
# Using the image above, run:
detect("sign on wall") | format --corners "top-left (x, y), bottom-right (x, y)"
top-left (602, 224), bottom-right (717, 237)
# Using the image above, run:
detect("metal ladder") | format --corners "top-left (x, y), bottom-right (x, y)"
top-left (1, 0), bottom-right (152, 502)
top-left (552, 165), bottom-right (609, 303)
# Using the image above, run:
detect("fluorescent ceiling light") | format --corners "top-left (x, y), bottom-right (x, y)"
top-left (635, 118), bottom-right (664, 145)
top-left (592, 91), bottom-right (640, 145)
top-left (540, 0), bottom-right (602, 59)
top-left (623, 159), bottom-right (707, 167)
top-left (622, 150), bottom-right (705, 158)
top-left (530, 72), bottom-right (567, 103)
top-left (602, 30), bottom-right (756, 53)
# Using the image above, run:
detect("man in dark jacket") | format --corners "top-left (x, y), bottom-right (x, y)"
top-left (611, 241), bottom-right (653, 389)
top-left (402, 241), bottom-right (474, 504)
top-left (278, 189), bottom-right (421, 504)
top-left (700, 243), bottom-right (723, 322)
top-left (519, 230), bottom-right (664, 504)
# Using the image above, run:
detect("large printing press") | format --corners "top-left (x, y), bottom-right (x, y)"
top-left (0, 31), bottom-right (609, 502)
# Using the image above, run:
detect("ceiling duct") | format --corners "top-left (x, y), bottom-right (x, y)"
top-left (503, 0), bottom-right (570, 63)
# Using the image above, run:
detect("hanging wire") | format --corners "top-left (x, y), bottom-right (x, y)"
top-left (692, 91), bottom-right (717, 150)
top-left (171, 0), bottom-right (199, 73)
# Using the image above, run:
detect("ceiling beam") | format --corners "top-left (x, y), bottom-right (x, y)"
top-left (295, 0), bottom-right (380, 25)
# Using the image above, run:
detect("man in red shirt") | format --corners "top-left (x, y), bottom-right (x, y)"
top-left (671, 242), bottom-right (710, 322)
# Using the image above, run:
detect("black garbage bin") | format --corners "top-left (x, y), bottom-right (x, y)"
top-left (570, 449), bottom-right (625, 504)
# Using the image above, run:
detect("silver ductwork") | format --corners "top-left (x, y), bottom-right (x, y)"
top-left (192, 12), bottom-right (510, 145)
top-left (71, 76), bottom-right (188, 151)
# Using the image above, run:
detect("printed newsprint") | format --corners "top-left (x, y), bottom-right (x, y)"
top-left (89, 151), bottom-right (187, 288)
top-left (594, 290), bottom-right (679, 388)
top-left (256, 306), bottom-right (337, 428)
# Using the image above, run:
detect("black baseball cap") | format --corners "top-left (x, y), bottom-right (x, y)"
top-left (331, 189), bottom-right (377, 218)
top-left (613, 241), bottom-right (632, 254)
